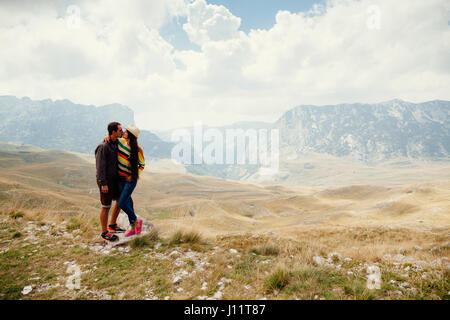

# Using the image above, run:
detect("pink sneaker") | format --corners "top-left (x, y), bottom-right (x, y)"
top-left (125, 229), bottom-right (136, 237)
top-left (135, 219), bottom-right (143, 235)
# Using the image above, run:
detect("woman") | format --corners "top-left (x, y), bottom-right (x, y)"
top-left (117, 125), bottom-right (145, 237)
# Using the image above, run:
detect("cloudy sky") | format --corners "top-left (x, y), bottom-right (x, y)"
top-left (0, 0), bottom-right (449, 131)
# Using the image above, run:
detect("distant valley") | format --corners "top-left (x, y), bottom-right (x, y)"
top-left (1, 95), bottom-right (448, 185)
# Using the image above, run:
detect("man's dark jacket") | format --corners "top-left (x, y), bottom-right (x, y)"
top-left (95, 140), bottom-right (118, 186)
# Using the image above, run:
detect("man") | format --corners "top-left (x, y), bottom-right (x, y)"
top-left (95, 122), bottom-right (126, 241)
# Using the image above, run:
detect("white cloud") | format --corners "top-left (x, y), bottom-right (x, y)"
top-left (182, 0), bottom-right (243, 46)
top-left (0, 0), bottom-right (448, 132)
top-left (79, 0), bottom-right (187, 30)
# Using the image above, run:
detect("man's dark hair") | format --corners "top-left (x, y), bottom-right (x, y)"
top-left (107, 122), bottom-right (121, 135)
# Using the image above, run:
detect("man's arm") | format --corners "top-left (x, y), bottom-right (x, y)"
top-left (95, 144), bottom-right (108, 188)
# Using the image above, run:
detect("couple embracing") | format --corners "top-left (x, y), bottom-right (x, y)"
top-left (95, 122), bottom-right (145, 242)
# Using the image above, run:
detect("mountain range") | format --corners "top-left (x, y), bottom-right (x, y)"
top-left (0, 95), bottom-right (448, 182)
top-left (155, 99), bottom-right (450, 180)
top-left (0, 96), bottom-right (174, 159)
top-left (275, 99), bottom-right (449, 163)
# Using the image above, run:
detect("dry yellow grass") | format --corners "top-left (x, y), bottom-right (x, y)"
top-left (0, 147), bottom-right (449, 300)
top-left (1, 149), bottom-right (449, 256)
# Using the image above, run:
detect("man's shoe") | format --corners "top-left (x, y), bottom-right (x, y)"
top-left (108, 224), bottom-right (125, 233)
top-left (101, 231), bottom-right (119, 242)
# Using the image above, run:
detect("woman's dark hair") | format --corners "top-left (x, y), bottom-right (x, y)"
top-left (127, 130), bottom-right (140, 181)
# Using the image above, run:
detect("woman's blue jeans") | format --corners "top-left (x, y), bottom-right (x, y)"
top-left (118, 177), bottom-right (138, 227)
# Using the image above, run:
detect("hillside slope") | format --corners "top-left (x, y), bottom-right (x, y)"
top-left (0, 147), bottom-right (448, 300)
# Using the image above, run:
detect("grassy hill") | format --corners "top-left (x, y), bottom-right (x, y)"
top-left (0, 145), bottom-right (449, 300)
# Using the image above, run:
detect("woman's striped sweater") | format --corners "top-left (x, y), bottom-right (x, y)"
top-left (117, 138), bottom-right (145, 178)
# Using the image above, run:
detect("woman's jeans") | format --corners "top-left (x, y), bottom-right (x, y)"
top-left (118, 177), bottom-right (138, 226)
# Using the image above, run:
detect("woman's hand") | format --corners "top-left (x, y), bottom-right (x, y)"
top-left (126, 176), bottom-right (133, 182)
top-left (103, 134), bottom-right (110, 143)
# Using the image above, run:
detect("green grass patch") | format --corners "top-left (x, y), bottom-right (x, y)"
top-left (0, 249), bottom-right (31, 300)
top-left (185, 259), bottom-right (195, 267)
top-left (251, 245), bottom-right (279, 256)
top-left (1, 283), bottom-right (23, 300)
top-left (412, 269), bottom-right (450, 299)
top-left (11, 232), bottom-right (22, 239)
top-left (169, 230), bottom-right (202, 245)
top-left (153, 277), bottom-right (171, 297)
top-left (130, 229), bottom-right (160, 249)
top-left (170, 230), bottom-right (183, 244)
top-left (130, 236), bottom-right (150, 248)
top-left (235, 260), bottom-right (254, 276)
top-left (66, 217), bottom-right (81, 232)
top-left (264, 269), bottom-right (290, 293)
top-left (287, 267), bottom-right (372, 299)
top-left (183, 231), bottom-right (201, 244)
top-left (9, 211), bottom-right (24, 219)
